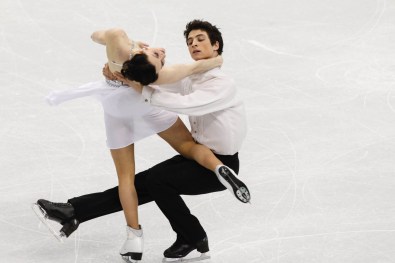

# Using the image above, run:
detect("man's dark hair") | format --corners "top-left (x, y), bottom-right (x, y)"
top-left (183, 19), bottom-right (223, 55)
top-left (121, 54), bottom-right (158, 85)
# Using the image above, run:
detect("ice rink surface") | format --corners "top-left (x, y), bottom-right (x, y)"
top-left (1, 0), bottom-right (395, 262)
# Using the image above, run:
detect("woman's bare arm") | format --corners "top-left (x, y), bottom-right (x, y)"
top-left (91, 30), bottom-right (107, 45)
top-left (92, 28), bottom-right (148, 49)
top-left (91, 28), bottom-right (133, 72)
top-left (153, 55), bottom-right (223, 85)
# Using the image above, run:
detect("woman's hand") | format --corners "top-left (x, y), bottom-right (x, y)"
top-left (216, 55), bottom-right (223, 67)
top-left (134, 41), bottom-right (149, 49)
top-left (210, 55), bottom-right (223, 68)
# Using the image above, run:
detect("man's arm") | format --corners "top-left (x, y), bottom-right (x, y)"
top-left (142, 76), bottom-right (237, 116)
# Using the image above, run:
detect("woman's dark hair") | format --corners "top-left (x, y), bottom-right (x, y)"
top-left (183, 19), bottom-right (223, 55)
top-left (121, 53), bottom-right (158, 85)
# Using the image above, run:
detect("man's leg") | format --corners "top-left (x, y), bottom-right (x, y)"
top-left (33, 172), bottom-right (151, 239)
top-left (68, 154), bottom-right (191, 223)
top-left (145, 153), bottom-right (239, 245)
top-left (68, 169), bottom-right (148, 223)
top-left (34, 155), bottom-right (186, 238)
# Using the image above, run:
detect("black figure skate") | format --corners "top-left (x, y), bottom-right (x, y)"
top-left (162, 236), bottom-right (210, 262)
top-left (32, 199), bottom-right (79, 242)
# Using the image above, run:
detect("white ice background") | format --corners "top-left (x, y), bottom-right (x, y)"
top-left (1, 0), bottom-right (395, 262)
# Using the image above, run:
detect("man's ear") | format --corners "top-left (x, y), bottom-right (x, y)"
top-left (213, 41), bottom-right (219, 51)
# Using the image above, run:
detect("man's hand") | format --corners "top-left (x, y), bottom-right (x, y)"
top-left (102, 63), bottom-right (117, 80)
top-left (113, 72), bottom-right (143, 93)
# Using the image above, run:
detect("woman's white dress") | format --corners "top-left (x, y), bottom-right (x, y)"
top-left (46, 80), bottom-right (178, 149)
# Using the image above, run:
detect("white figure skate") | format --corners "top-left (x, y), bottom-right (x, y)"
top-left (120, 225), bottom-right (144, 263)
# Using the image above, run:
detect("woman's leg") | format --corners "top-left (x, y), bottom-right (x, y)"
top-left (158, 118), bottom-right (222, 171)
top-left (111, 144), bottom-right (144, 261)
top-left (158, 117), bottom-right (250, 204)
top-left (110, 144), bottom-right (139, 229)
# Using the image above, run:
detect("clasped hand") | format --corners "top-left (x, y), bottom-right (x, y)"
top-left (102, 63), bottom-right (143, 93)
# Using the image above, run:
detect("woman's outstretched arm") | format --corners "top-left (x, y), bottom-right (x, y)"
top-left (153, 55), bottom-right (223, 85)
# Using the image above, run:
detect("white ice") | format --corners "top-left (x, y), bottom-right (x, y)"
top-left (1, 0), bottom-right (395, 262)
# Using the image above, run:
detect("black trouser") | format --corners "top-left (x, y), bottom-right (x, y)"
top-left (68, 153), bottom-right (239, 245)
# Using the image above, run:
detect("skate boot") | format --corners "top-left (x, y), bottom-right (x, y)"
top-left (120, 225), bottom-right (144, 263)
top-left (32, 199), bottom-right (79, 242)
top-left (215, 165), bottom-right (251, 203)
top-left (163, 236), bottom-right (210, 262)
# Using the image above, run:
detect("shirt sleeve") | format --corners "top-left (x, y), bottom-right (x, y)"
top-left (141, 76), bottom-right (237, 116)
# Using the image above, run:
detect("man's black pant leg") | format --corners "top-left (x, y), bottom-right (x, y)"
top-left (145, 153), bottom-right (239, 245)
top-left (67, 155), bottom-right (188, 223)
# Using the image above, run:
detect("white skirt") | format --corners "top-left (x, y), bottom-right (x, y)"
top-left (46, 80), bottom-right (178, 149)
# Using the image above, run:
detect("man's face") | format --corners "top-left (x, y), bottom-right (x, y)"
top-left (187, 30), bottom-right (219, 61)
top-left (137, 47), bottom-right (166, 73)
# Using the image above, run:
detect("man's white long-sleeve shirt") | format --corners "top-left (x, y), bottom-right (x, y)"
top-left (141, 67), bottom-right (247, 155)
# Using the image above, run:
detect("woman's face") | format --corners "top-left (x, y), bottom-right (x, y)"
top-left (187, 29), bottom-right (219, 60)
top-left (143, 47), bottom-right (166, 73)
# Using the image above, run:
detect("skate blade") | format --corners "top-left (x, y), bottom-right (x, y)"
top-left (218, 171), bottom-right (251, 203)
top-left (121, 255), bottom-right (139, 263)
top-left (162, 252), bottom-right (210, 262)
top-left (121, 253), bottom-right (142, 263)
top-left (235, 186), bottom-right (251, 203)
top-left (31, 203), bottom-right (65, 243)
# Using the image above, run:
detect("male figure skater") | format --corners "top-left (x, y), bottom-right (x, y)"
top-left (35, 19), bottom-right (248, 262)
